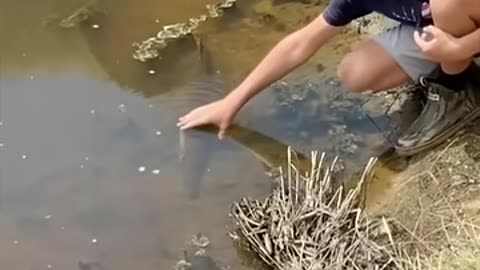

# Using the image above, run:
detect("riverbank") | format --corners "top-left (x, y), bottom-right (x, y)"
top-left (365, 130), bottom-right (480, 269)
top-left (347, 13), bottom-right (480, 268)
top-left (229, 8), bottom-right (480, 269)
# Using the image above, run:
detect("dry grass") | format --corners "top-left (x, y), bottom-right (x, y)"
top-left (229, 140), bottom-right (480, 270)
top-left (230, 148), bottom-right (401, 270)
top-left (379, 134), bottom-right (480, 270)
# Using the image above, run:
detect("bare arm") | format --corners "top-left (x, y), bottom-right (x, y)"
top-left (177, 13), bottom-right (344, 137)
top-left (458, 28), bottom-right (480, 58)
top-left (224, 13), bottom-right (343, 114)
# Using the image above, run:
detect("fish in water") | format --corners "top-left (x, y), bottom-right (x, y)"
top-left (77, 9), bottom-right (339, 199)
top-left (171, 73), bottom-right (316, 199)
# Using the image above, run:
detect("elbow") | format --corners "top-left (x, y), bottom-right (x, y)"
top-left (280, 17), bottom-right (339, 65)
top-left (281, 32), bottom-right (314, 66)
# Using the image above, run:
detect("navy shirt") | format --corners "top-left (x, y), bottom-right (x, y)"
top-left (324, 0), bottom-right (432, 27)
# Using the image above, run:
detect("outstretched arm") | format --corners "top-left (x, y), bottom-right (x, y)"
top-left (178, 13), bottom-right (344, 138)
top-left (224, 13), bottom-right (344, 112)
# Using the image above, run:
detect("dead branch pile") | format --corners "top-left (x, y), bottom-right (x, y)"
top-left (132, 0), bottom-right (236, 62)
top-left (230, 149), bottom-right (400, 270)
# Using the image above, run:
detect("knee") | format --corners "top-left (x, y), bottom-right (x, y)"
top-left (430, 0), bottom-right (473, 34)
top-left (337, 55), bottom-right (372, 92)
top-left (430, 0), bottom-right (467, 15)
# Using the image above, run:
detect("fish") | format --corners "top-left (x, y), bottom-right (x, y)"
top-left (77, 7), bottom-right (396, 200)
top-left (78, 10), bottom-right (317, 200)
top-left (192, 123), bottom-right (311, 173)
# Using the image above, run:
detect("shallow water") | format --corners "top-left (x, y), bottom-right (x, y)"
top-left (0, 0), bottom-right (393, 269)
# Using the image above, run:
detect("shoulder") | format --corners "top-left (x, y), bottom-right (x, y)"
top-left (327, 0), bottom-right (367, 7)
top-left (323, 0), bottom-right (372, 26)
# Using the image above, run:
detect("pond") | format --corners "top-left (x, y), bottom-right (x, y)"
top-left (0, 0), bottom-right (394, 269)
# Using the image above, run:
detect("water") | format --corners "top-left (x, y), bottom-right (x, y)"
top-left (0, 0), bottom-right (394, 269)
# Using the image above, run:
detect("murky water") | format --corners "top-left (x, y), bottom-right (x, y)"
top-left (0, 0), bottom-right (394, 269)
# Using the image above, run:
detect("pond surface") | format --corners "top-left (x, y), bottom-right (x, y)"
top-left (0, 0), bottom-right (393, 269)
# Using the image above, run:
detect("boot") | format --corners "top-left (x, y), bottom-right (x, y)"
top-left (387, 83), bottom-right (427, 137)
top-left (395, 63), bottom-right (480, 156)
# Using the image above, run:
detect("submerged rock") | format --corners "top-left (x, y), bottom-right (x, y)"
top-left (173, 238), bottom-right (225, 270)
top-left (132, 0), bottom-right (237, 62)
top-left (190, 233), bottom-right (210, 248)
top-left (42, 0), bottom-right (100, 28)
top-left (327, 124), bottom-right (362, 155)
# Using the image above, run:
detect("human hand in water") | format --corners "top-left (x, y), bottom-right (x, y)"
top-left (177, 99), bottom-right (235, 139)
top-left (414, 25), bottom-right (467, 62)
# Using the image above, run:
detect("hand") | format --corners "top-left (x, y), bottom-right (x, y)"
top-left (177, 99), bottom-right (235, 139)
top-left (414, 25), bottom-right (466, 62)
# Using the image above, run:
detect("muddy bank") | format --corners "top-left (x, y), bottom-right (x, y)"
top-left (354, 11), bottom-right (480, 238)
top-left (365, 132), bottom-right (480, 269)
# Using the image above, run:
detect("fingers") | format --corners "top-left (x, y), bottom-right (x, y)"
top-left (414, 29), bottom-right (434, 51)
top-left (217, 122), bottom-right (229, 140)
top-left (176, 114), bottom-right (189, 127)
top-left (179, 119), bottom-right (202, 130)
top-left (413, 30), bottom-right (425, 45)
top-left (423, 25), bottom-right (442, 36)
top-left (177, 114), bottom-right (204, 130)
top-left (218, 128), bottom-right (225, 140)
top-left (177, 110), bottom-right (200, 130)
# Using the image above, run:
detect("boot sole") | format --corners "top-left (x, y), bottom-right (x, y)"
top-left (395, 107), bottom-right (480, 157)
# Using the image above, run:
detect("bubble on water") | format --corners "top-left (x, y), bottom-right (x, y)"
top-left (91, 238), bottom-right (98, 244)
top-left (118, 104), bottom-right (126, 112)
top-left (207, 168), bottom-right (211, 172)
top-left (85, 157), bottom-right (89, 161)
top-left (13, 240), bottom-right (18, 245)
top-left (155, 19), bottom-right (160, 23)
top-left (92, 24), bottom-right (100, 29)
top-left (152, 169), bottom-right (160, 175)
top-left (90, 109), bottom-right (96, 115)
top-left (155, 131), bottom-right (162, 136)
top-left (22, 53), bottom-right (27, 57)
top-left (30, 75), bottom-right (35, 80)
top-left (148, 70), bottom-right (156, 75)
top-left (0, 143), bottom-right (4, 147)
top-left (138, 166), bottom-right (146, 173)
top-left (148, 104), bottom-right (153, 108)
top-left (22, 155), bottom-right (27, 160)
top-left (61, 226), bottom-right (65, 230)
top-left (47, 264), bottom-right (52, 269)
top-left (0, 122), bottom-right (3, 126)
top-left (44, 215), bottom-right (52, 220)
top-left (80, 164), bottom-right (85, 169)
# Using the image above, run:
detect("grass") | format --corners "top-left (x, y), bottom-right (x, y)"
top-left (229, 142), bottom-right (480, 270)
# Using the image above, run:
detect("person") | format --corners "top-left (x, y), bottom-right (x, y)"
top-left (177, 0), bottom-right (480, 156)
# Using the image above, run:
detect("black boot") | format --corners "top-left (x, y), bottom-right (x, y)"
top-left (387, 83), bottom-right (427, 137)
top-left (394, 63), bottom-right (480, 156)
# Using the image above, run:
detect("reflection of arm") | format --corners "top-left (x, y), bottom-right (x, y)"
top-left (458, 28), bottom-right (480, 58)
top-left (223, 13), bottom-right (344, 115)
